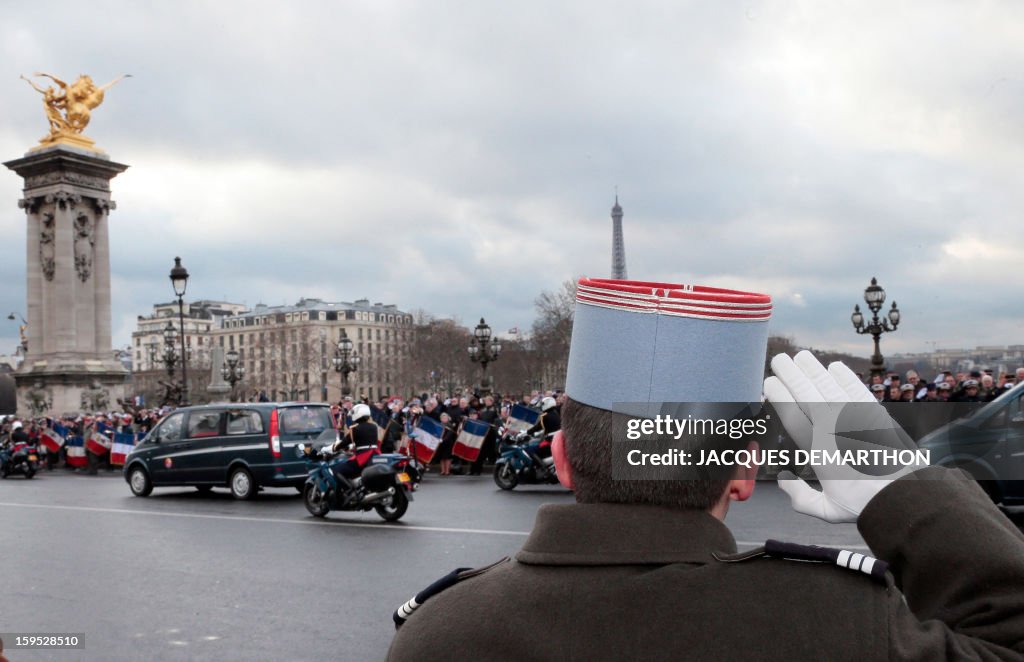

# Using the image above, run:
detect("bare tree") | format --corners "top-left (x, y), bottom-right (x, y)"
top-left (402, 315), bottom-right (474, 397)
top-left (530, 279), bottom-right (577, 389)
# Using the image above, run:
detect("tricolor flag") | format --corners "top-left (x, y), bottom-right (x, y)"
top-left (86, 430), bottom-right (112, 456)
top-left (110, 432), bottom-right (136, 466)
top-left (453, 419), bottom-right (489, 462)
top-left (411, 416), bottom-right (444, 464)
top-left (66, 436), bottom-right (87, 468)
top-left (505, 404), bottom-right (540, 434)
top-left (40, 426), bottom-right (65, 453)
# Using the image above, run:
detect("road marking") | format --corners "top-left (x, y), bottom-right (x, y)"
top-left (0, 500), bottom-right (872, 550)
top-left (0, 501), bottom-right (531, 536)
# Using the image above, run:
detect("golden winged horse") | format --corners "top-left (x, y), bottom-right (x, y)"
top-left (21, 72), bottom-right (130, 150)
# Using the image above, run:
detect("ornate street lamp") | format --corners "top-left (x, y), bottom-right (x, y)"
top-left (161, 321), bottom-right (179, 379)
top-left (851, 277), bottom-right (901, 378)
top-left (332, 329), bottom-right (360, 396)
top-left (221, 348), bottom-right (246, 402)
top-left (468, 317), bottom-right (502, 394)
top-left (169, 257), bottom-right (190, 405)
top-left (145, 340), bottom-right (158, 369)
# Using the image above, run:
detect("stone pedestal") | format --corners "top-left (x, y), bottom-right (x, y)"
top-left (206, 346), bottom-right (231, 402)
top-left (5, 145), bottom-right (129, 416)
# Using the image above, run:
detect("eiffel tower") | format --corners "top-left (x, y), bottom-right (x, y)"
top-left (611, 195), bottom-right (627, 279)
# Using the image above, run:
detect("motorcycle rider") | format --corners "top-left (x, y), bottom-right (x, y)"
top-left (526, 397), bottom-right (561, 468)
top-left (9, 421), bottom-right (28, 447)
top-left (327, 403), bottom-right (381, 479)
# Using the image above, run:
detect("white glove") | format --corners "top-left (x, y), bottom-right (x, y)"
top-left (764, 351), bottom-right (924, 523)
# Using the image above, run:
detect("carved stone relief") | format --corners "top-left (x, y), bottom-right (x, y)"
top-left (40, 212), bottom-right (56, 281)
top-left (26, 381), bottom-right (53, 417)
top-left (25, 171), bottom-right (111, 192)
top-left (46, 190), bottom-right (81, 210)
top-left (74, 211), bottom-right (95, 282)
top-left (18, 196), bottom-right (41, 213)
top-left (80, 380), bottom-right (110, 413)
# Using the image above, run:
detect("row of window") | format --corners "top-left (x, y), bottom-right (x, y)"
top-left (223, 311), bottom-right (414, 329)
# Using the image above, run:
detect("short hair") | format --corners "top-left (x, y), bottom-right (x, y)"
top-left (561, 397), bottom-right (730, 511)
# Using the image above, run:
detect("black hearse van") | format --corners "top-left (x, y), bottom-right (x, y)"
top-left (123, 403), bottom-right (336, 499)
top-left (918, 382), bottom-right (1024, 505)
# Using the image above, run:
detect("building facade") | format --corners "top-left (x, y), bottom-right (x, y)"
top-left (210, 298), bottom-right (414, 403)
top-left (132, 300), bottom-right (249, 372)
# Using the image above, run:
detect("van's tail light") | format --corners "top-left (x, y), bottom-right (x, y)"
top-left (269, 409), bottom-right (281, 459)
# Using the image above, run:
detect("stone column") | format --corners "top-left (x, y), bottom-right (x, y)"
top-left (5, 145), bottom-right (129, 415)
top-left (206, 346), bottom-right (231, 402)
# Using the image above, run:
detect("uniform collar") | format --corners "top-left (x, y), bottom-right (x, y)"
top-left (516, 503), bottom-right (737, 566)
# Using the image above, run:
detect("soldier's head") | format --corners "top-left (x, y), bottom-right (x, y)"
top-left (553, 278), bottom-right (770, 517)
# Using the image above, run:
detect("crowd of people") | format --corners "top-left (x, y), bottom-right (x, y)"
top-left (0, 389), bottom-right (568, 475)
top-left (327, 390), bottom-right (566, 475)
top-left (4, 366), bottom-right (1021, 475)
top-left (864, 367), bottom-right (1024, 403)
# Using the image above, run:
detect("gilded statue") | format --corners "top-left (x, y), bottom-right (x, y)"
top-left (21, 72), bottom-right (130, 151)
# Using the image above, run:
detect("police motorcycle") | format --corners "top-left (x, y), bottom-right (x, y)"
top-left (493, 427), bottom-right (559, 490)
top-left (1, 438), bottom-right (40, 479)
top-left (299, 442), bottom-right (416, 522)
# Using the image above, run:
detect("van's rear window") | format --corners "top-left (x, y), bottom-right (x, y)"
top-left (279, 407), bottom-right (332, 434)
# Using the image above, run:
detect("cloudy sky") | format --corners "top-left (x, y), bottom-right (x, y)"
top-left (1, 1), bottom-right (1022, 359)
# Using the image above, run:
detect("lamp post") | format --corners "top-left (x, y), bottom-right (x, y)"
top-left (221, 348), bottom-right (246, 402)
top-left (850, 277), bottom-right (901, 378)
top-left (169, 257), bottom-right (190, 405)
top-left (145, 340), bottom-right (158, 370)
top-left (332, 329), bottom-right (360, 397)
top-left (161, 321), bottom-right (179, 379)
top-left (7, 312), bottom-right (27, 354)
top-left (468, 317), bottom-right (502, 394)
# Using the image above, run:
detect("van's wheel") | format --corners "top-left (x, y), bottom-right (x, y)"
top-left (25, 467), bottom-right (35, 479)
top-left (229, 467), bottom-right (257, 500)
top-left (128, 465), bottom-right (152, 497)
top-left (493, 463), bottom-right (518, 490)
top-left (303, 482), bottom-right (330, 517)
top-left (375, 489), bottom-right (408, 522)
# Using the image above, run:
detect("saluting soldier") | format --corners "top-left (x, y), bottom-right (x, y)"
top-left (388, 277), bottom-right (1024, 661)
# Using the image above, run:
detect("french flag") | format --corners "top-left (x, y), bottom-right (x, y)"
top-left (110, 432), bottom-right (136, 466)
top-left (453, 419), bottom-right (489, 462)
top-left (411, 416), bottom-right (444, 464)
top-left (66, 436), bottom-right (87, 468)
top-left (40, 426), bottom-right (65, 453)
top-left (505, 404), bottom-right (540, 435)
top-left (86, 430), bottom-right (112, 456)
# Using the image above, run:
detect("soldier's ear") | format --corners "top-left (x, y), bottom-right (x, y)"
top-left (552, 430), bottom-right (574, 491)
top-left (727, 440), bottom-right (759, 504)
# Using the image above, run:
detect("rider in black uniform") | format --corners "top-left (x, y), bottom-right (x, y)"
top-left (329, 404), bottom-right (381, 479)
top-left (526, 397), bottom-right (561, 462)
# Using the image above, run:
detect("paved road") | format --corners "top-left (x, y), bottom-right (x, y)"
top-left (1, 469), bottom-right (1017, 661)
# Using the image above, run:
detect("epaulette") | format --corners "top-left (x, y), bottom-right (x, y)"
top-left (393, 557), bottom-right (510, 629)
top-left (713, 540), bottom-right (889, 585)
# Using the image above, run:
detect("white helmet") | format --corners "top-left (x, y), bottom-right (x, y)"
top-left (541, 397), bottom-right (557, 412)
top-left (351, 403), bottom-right (371, 421)
top-left (12, 420), bottom-right (23, 429)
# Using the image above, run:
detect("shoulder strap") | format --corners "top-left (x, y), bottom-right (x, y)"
top-left (393, 557), bottom-right (511, 628)
top-left (713, 540), bottom-right (889, 584)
